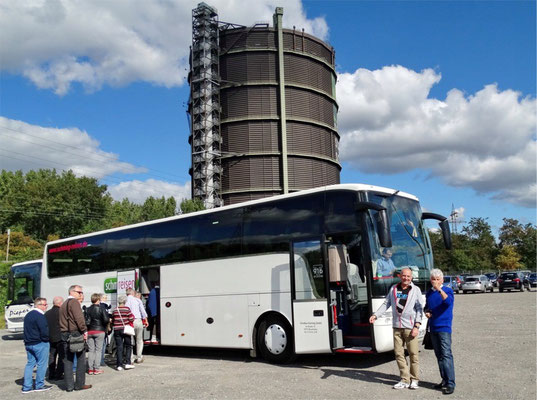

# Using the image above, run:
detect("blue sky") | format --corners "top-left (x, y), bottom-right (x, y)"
top-left (0, 0), bottom-right (535, 236)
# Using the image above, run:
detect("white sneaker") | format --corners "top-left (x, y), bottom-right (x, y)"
top-left (393, 381), bottom-right (410, 389)
top-left (410, 380), bottom-right (419, 390)
top-left (125, 364), bottom-right (135, 370)
top-left (116, 366), bottom-right (124, 371)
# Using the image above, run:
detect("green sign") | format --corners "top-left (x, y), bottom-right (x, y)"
top-left (104, 277), bottom-right (117, 294)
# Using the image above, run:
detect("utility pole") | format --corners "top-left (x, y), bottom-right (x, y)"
top-left (450, 204), bottom-right (458, 234)
top-left (5, 228), bottom-right (10, 262)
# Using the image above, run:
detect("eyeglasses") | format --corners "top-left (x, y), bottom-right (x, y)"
top-left (37, 303), bottom-right (47, 307)
top-left (74, 291), bottom-right (83, 294)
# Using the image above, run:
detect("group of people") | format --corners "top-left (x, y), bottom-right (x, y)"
top-left (370, 267), bottom-right (456, 395)
top-left (21, 284), bottom-right (159, 394)
top-left (22, 271), bottom-right (454, 394)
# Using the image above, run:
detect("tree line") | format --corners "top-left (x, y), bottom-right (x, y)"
top-left (0, 169), bottom-right (204, 262)
top-left (429, 217), bottom-right (536, 274)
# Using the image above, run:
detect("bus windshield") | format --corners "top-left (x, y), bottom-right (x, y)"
top-left (366, 193), bottom-right (431, 296)
top-left (9, 262), bottom-right (41, 305)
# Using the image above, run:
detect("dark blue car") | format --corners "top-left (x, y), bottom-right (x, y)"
top-left (485, 272), bottom-right (498, 287)
top-left (524, 272), bottom-right (537, 291)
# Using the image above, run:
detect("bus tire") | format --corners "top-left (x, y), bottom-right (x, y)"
top-left (257, 314), bottom-right (295, 364)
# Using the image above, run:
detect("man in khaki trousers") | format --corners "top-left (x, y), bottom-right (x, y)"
top-left (370, 268), bottom-right (423, 389)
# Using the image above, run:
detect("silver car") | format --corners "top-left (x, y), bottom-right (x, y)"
top-left (462, 275), bottom-right (493, 293)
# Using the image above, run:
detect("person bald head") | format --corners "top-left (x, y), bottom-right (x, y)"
top-left (53, 296), bottom-right (64, 307)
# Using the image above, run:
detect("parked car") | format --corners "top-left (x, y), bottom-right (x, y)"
top-left (519, 270), bottom-right (531, 280)
top-left (453, 275), bottom-right (462, 290)
top-left (443, 275), bottom-right (460, 294)
top-left (497, 271), bottom-right (525, 292)
top-left (523, 272), bottom-right (537, 291)
top-left (462, 275), bottom-right (493, 293)
top-left (485, 272), bottom-right (498, 287)
top-left (459, 274), bottom-right (471, 284)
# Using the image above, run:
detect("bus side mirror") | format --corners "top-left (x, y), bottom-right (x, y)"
top-left (422, 212), bottom-right (452, 250)
top-left (357, 202), bottom-right (392, 248)
top-left (375, 209), bottom-right (392, 248)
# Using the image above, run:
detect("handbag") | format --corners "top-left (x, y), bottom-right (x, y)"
top-left (68, 331), bottom-right (86, 352)
top-left (118, 307), bottom-right (135, 336)
top-left (422, 321), bottom-right (433, 350)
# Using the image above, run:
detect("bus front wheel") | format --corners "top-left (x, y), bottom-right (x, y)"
top-left (257, 315), bottom-right (295, 364)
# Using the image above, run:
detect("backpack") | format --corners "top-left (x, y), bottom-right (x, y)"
top-left (83, 305), bottom-right (91, 327)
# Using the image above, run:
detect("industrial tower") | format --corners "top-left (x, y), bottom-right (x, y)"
top-left (188, 3), bottom-right (340, 207)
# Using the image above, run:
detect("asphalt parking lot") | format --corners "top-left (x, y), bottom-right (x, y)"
top-left (1, 290), bottom-right (535, 399)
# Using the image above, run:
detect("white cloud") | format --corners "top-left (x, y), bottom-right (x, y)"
top-left (107, 179), bottom-right (191, 205)
top-left (0, 116), bottom-right (191, 205)
top-left (337, 66), bottom-right (537, 208)
top-left (0, 116), bottom-right (146, 178)
top-left (0, 0), bottom-right (327, 95)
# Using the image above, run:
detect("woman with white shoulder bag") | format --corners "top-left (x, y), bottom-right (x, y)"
top-left (111, 295), bottom-right (135, 371)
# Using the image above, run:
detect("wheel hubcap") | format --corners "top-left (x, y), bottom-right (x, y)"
top-left (264, 324), bottom-right (287, 355)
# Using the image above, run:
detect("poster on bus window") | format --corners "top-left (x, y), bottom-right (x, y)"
top-left (117, 270), bottom-right (136, 297)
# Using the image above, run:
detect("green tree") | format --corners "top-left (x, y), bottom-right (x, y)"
top-left (461, 217), bottom-right (497, 272)
top-left (0, 261), bottom-right (12, 325)
top-left (180, 198), bottom-right (205, 214)
top-left (499, 218), bottom-right (536, 271)
top-left (495, 245), bottom-right (522, 271)
top-left (141, 196), bottom-right (177, 221)
top-left (430, 231), bottom-right (476, 273)
top-left (105, 199), bottom-right (143, 228)
top-left (0, 169), bottom-right (110, 240)
top-left (0, 231), bottom-right (43, 262)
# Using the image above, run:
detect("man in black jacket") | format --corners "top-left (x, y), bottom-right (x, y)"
top-left (45, 296), bottom-right (64, 380)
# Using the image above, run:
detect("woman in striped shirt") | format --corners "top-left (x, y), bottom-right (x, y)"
top-left (111, 295), bottom-right (135, 371)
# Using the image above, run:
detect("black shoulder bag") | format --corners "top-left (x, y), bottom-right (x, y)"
top-left (422, 320), bottom-right (433, 350)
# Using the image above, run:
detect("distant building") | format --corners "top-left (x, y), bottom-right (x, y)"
top-left (188, 3), bottom-right (340, 207)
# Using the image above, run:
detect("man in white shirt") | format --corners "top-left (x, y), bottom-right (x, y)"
top-left (125, 288), bottom-right (148, 363)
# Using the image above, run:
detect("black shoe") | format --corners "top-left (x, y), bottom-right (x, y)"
top-left (443, 386), bottom-right (455, 395)
top-left (34, 385), bottom-right (53, 392)
top-left (74, 384), bottom-right (92, 391)
top-left (434, 382), bottom-right (447, 390)
top-left (66, 389), bottom-right (73, 392)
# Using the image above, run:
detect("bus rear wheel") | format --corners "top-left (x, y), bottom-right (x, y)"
top-left (257, 315), bottom-right (295, 364)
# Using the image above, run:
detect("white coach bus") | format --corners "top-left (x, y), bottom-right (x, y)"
top-left (39, 184), bottom-right (451, 362)
top-left (4, 259), bottom-right (42, 332)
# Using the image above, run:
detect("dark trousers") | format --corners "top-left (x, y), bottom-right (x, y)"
top-left (48, 341), bottom-right (64, 379)
top-left (114, 329), bottom-right (132, 367)
top-left (61, 332), bottom-right (86, 391)
top-left (148, 315), bottom-right (160, 339)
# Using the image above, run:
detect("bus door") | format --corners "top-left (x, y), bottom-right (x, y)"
top-left (291, 240), bottom-right (333, 354)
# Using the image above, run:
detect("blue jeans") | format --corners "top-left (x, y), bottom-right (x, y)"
top-left (431, 331), bottom-right (456, 388)
top-left (23, 342), bottom-right (50, 391)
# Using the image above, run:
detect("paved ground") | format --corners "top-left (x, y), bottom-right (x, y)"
top-left (0, 289), bottom-right (535, 399)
